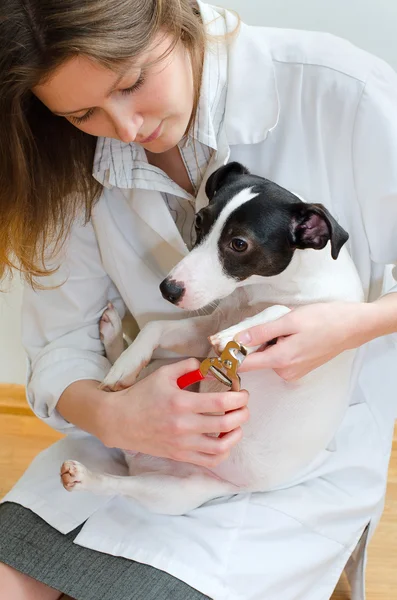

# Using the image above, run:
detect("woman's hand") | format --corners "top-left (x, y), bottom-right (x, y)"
top-left (102, 358), bottom-right (249, 468)
top-left (236, 301), bottom-right (382, 381)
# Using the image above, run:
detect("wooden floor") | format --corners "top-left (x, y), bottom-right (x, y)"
top-left (1, 384), bottom-right (396, 599)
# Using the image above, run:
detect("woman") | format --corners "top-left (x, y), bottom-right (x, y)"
top-left (1, 1), bottom-right (396, 599)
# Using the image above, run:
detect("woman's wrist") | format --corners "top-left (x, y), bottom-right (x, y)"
top-left (370, 292), bottom-right (397, 336)
top-left (346, 293), bottom-right (397, 349)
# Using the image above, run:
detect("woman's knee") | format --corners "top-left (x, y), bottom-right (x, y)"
top-left (0, 562), bottom-right (63, 600)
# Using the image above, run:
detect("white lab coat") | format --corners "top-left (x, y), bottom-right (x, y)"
top-left (3, 4), bottom-right (397, 599)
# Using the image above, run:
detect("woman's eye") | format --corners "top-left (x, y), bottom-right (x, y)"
top-left (67, 72), bottom-right (147, 126)
top-left (120, 73), bottom-right (146, 95)
top-left (69, 108), bottom-right (95, 125)
top-left (230, 238), bottom-right (249, 252)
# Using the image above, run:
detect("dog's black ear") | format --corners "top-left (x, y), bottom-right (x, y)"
top-left (290, 203), bottom-right (349, 259)
top-left (205, 162), bottom-right (250, 201)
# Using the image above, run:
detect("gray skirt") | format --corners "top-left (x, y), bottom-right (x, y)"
top-left (0, 502), bottom-right (210, 600)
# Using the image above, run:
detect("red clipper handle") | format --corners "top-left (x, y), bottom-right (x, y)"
top-left (177, 369), bottom-right (205, 389)
top-left (177, 367), bottom-right (228, 438)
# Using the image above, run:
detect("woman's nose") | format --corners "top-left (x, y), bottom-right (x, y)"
top-left (113, 112), bottom-right (144, 144)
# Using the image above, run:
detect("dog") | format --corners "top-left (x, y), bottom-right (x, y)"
top-left (60, 162), bottom-right (364, 515)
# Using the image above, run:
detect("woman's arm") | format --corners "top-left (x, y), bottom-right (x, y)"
top-left (57, 380), bottom-right (109, 440)
top-left (56, 363), bottom-right (249, 468)
top-left (366, 292), bottom-right (397, 339)
top-left (236, 295), bottom-right (397, 381)
top-left (23, 217), bottom-right (125, 433)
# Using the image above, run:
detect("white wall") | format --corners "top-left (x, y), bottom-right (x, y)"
top-left (218, 0), bottom-right (397, 70)
top-left (0, 0), bottom-right (396, 383)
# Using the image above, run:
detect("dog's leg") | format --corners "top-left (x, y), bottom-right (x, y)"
top-left (100, 303), bottom-right (126, 365)
top-left (210, 305), bottom-right (291, 353)
top-left (60, 460), bottom-right (237, 515)
top-left (101, 312), bottom-right (222, 391)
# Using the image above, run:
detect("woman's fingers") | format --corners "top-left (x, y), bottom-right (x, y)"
top-left (237, 344), bottom-right (285, 372)
top-left (192, 407), bottom-right (250, 434)
top-left (181, 428), bottom-right (244, 468)
top-left (235, 313), bottom-right (295, 347)
top-left (185, 389), bottom-right (249, 414)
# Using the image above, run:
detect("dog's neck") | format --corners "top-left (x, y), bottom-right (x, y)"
top-left (241, 243), bottom-right (361, 306)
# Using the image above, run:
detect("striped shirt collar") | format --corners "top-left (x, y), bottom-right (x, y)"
top-left (92, 2), bottom-right (228, 190)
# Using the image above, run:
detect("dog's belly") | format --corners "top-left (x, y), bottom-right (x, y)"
top-left (204, 350), bottom-right (355, 490)
top-left (123, 299), bottom-right (358, 496)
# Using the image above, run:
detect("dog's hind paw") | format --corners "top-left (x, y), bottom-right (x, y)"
top-left (60, 460), bottom-right (87, 492)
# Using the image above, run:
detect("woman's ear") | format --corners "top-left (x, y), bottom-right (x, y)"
top-left (205, 162), bottom-right (250, 201)
top-left (290, 203), bottom-right (349, 259)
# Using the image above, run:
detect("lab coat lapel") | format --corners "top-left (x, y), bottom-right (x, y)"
top-left (195, 126), bottom-right (231, 213)
top-left (114, 128), bottom-right (231, 270)
top-left (112, 187), bottom-right (189, 279)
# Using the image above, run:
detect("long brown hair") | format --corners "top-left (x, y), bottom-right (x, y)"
top-left (0, 0), bottom-right (205, 286)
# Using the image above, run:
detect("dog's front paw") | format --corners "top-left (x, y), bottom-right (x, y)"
top-left (100, 302), bottom-right (125, 362)
top-left (209, 326), bottom-right (241, 353)
top-left (210, 305), bottom-right (292, 354)
top-left (101, 322), bottom-right (160, 391)
top-left (100, 302), bottom-right (123, 342)
top-left (60, 460), bottom-right (87, 492)
top-left (100, 348), bottom-right (150, 391)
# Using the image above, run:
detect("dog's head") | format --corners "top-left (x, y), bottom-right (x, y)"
top-left (160, 162), bottom-right (348, 310)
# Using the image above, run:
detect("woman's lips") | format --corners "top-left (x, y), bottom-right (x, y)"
top-left (139, 122), bottom-right (162, 144)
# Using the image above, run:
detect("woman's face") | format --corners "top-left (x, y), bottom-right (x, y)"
top-left (33, 35), bottom-right (195, 153)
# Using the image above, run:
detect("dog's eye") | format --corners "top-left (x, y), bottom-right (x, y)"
top-left (195, 213), bottom-right (203, 229)
top-left (230, 238), bottom-right (248, 252)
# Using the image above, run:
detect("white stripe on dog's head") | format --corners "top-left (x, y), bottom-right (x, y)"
top-left (198, 186), bottom-right (259, 258)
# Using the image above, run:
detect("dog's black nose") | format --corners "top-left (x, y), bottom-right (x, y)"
top-left (159, 278), bottom-right (185, 304)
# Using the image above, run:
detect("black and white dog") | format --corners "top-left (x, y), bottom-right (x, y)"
top-left (61, 162), bottom-right (364, 515)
